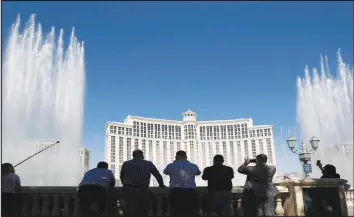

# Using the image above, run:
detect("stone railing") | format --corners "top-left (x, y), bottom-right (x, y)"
top-left (346, 187), bottom-right (354, 215)
top-left (18, 186), bottom-right (289, 217)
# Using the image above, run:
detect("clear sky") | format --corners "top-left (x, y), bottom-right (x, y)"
top-left (2, 2), bottom-right (353, 173)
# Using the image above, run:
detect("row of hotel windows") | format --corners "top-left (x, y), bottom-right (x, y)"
top-left (108, 136), bottom-right (274, 174)
top-left (109, 122), bottom-right (271, 140)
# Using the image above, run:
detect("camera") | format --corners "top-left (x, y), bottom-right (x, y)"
top-left (250, 159), bottom-right (257, 163)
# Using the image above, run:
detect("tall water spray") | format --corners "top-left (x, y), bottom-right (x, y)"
top-left (296, 50), bottom-right (353, 184)
top-left (2, 15), bottom-right (85, 186)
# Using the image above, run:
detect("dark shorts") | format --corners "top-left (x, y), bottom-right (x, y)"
top-left (78, 185), bottom-right (108, 216)
top-left (1, 193), bottom-right (21, 217)
top-left (169, 188), bottom-right (198, 217)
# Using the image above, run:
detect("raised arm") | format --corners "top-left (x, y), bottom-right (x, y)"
top-left (238, 157), bottom-right (251, 175)
top-left (151, 163), bottom-right (164, 187)
top-left (110, 170), bottom-right (116, 188)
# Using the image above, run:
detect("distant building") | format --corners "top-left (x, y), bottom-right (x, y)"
top-left (79, 147), bottom-right (90, 172)
top-left (105, 110), bottom-right (277, 186)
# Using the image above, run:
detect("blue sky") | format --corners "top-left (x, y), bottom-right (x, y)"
top-left (2, 2), bottom-right (353, 173)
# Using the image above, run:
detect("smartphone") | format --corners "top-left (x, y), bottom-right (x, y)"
top-left (316, 160), bottom-right (321, 165)
top-left (250, 159), bottom-right (257, 163)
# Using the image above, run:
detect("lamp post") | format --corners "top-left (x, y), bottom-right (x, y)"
top-left (286, 136), bottom-right (320, 178)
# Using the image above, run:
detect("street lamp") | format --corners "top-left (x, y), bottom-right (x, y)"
top-left (286, 136), bottom-right (320, 178)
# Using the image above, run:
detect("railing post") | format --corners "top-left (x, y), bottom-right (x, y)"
top-left (155, 194), bottom-right (164, 216)
top-left (72, 194), bottom-right (81, 217)
top-left (62, 194), bottom-right (72, 217)
top-left (275, 197), bottom-right (284, 216)
top-left (21, 194), bottom-right (31, 217)
top-left (31, 194), bottom-right (41, 217)
top-left (51, 194), bottom-right (61, 217)
top-left (41, 194), bottom-right (52, 217)
top-left (236, 198), bottom-right (244, 216)
top-left (198, 194), bottom-right (204, 216)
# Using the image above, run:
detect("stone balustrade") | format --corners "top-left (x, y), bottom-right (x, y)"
top-left (18, 186), bottom-right (289, 217)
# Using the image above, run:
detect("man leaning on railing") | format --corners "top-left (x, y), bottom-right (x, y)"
top-left (78, 161), bottom-right (116, 217)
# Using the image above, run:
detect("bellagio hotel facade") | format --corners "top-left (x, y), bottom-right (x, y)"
top-left (105, 110), bottom-right (276, 186)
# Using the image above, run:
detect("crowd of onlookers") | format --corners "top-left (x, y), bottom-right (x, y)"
top-left (1, 149), bottom-right (343, 217)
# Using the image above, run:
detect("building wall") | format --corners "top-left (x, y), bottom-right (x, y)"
top-left (105, 110), bottom-right (276, 186)
top-left (78, 147), bottom-right (90, 172)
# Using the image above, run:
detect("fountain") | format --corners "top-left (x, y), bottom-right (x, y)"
top-left (296, 50), bottom-right (353, 185)
top-left (2, 14), bottom-right (85, 186)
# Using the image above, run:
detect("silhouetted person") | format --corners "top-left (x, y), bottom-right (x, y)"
top-left (120, 149), bottom-right (164, 217)
top-left (316, 160), bottom-right (340, 178)
top-left (1, 163), bottom-right (21, 217)
top-left (238, 154), bottom-right (278, 217)
top-left (164, 150), bottom-right (201, 217)
top-left (78, 161), bottom-right (115, 217)
top-left (202, 155), bottom-right (234, 217)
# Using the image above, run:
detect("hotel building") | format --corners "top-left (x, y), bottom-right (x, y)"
top-left (105, 110), bottom-right (276, 186)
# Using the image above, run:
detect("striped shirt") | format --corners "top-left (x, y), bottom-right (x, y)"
top-left (120, 159), bottom-right (161, 188)
top-left (163, 160), bottom-right (201, 188)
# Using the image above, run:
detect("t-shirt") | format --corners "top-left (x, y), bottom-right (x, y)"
top-left (2, 173), bottom-right (21, 193)
top-left (163, 160), bottom-right (201, 188)
top-left (79, 168), bottom-right (115, 188)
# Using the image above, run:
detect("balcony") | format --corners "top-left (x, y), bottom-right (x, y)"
top-left (15, 185), bottom-right (354, 216)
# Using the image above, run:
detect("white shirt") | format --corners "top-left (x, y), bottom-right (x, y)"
top-left (2, 173), bottom-right (21, 193)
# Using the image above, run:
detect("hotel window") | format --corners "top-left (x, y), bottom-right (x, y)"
top-left (229, 141), bottom-right (235, 165)
top-left (266, 138), bottom-right (273, 163)
top-left (164, 125), bottom-right (168, 139)
top-left (206, 126), bottom-right (212, 140)
top-left (260, 129), bottom-right (264, 137)
top-left (190, 141), bottom-right (195, 162)
top-left (155, 124), bottom-right (161, 139)
top-left (170, 142), bottom-right (174, 162)
top-left (241, 124), bottom-right (248, 138)
top-left (215, 142), bottom-right (220, 154)
top-left (136, 122), bottom-right (140, 137)
top-left (163, 141), bottom-right (168, 165)
top-left (227, 125), bottom-right (234, 139)
top-left (176, 126), bottom-right (181, 140)
top-left (200, 126), bottom-right (206, 140)
top-left (148, 123), bottom-right (152, 138)
top-left (214, 126), bottom-right (220, 140)
top-left (259, 139), bottom-right (264, 154)
top-left (148, 140), bottom-right (153, 160)
top-left (237, 141), bottom-right (242, 164)
top-left (126, 128), bottom-right (132, 136)
top-left (208, 142), bottom-right (213, 165)
top-left (221, 125), bottom-right (227, 140)
top-left (110, 126), bottom-right (114, 134)
top-left (187, 125), bottom-right (195, 139)
top-left (168, 125), bottom-right (172, 140)
top-left (267, 129), bottom-right (272, 136)
top-left (133, 122), bottom-right (137, 136)
top-left (111, 154), bottom-right (115, 163)
top-left (234, 124), bottom-right (241, 139)
top-left (156, 141), bottom-right (160, 164)
top-left (177, 142), bottom-right (181, 151)
top-left (119, 137), bottom-right (123, 164)
top-left (142, 139), bottom-right (146, 155)
top-left (184, 125), bottom-right (188, 139)
top-left (117, 127), bottom-right (122, 135)
top-left (127, 138), bottom-right (132, 160)
top-left (251, 139), bottom-right (257, 158)
top-left (134, 139), bottom-right (139, 150)
top-left (264, 129), bottom-right (268, 136)
top-left (111, 136), bottom-right (116, 154)
top-left (244, 140), bottom-right (249, 157)
top-left (222, 142), bottom-right (227, 163)
top-left (171, 126), bottom-right (175, 140)
top-left (143, 122), bottom-right (146, 138)
top-left (256, 130), bottom-right (260, 137)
